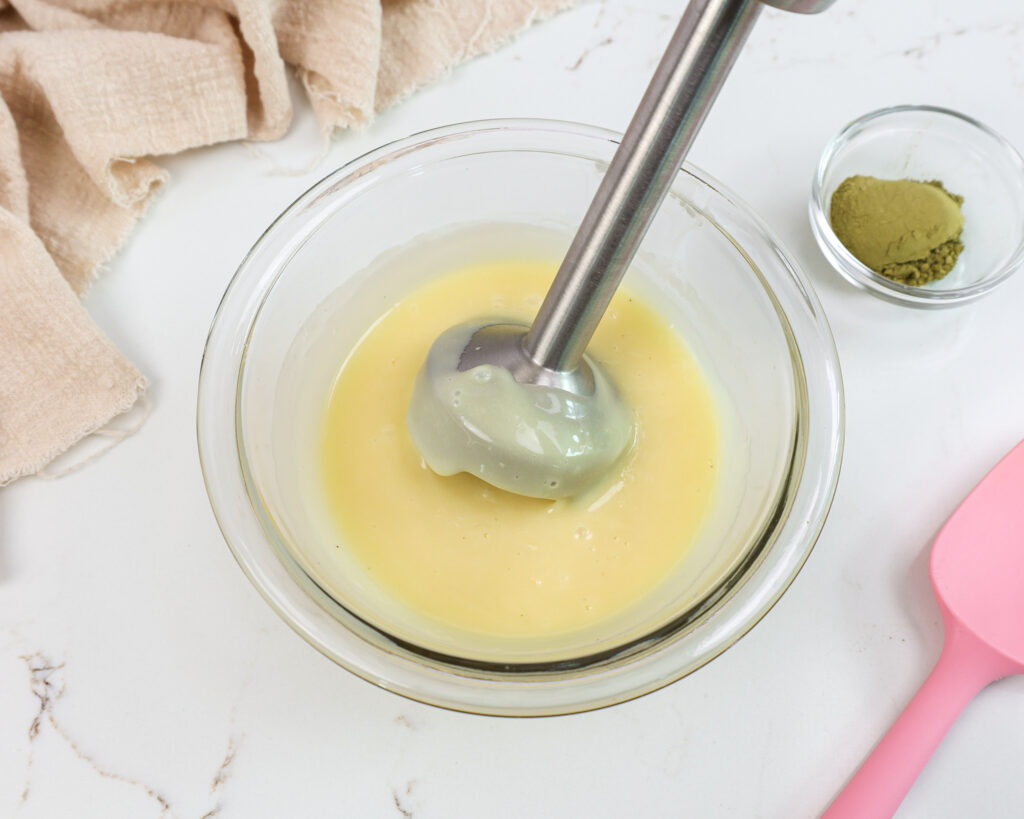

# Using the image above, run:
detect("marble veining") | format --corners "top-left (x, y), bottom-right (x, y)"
top-left (391, 781), bottom-right (417, 818)
top-left (19, 653), bottom-right (175, 816)
top-left (14, 651), bottom-right (248, 818)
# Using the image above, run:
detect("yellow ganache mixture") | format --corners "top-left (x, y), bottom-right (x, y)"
top-left (321, 260), bottom-right (719, 640)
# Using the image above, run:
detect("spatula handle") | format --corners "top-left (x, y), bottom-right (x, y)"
top-left (821, 625), bottom-right (1009, 819)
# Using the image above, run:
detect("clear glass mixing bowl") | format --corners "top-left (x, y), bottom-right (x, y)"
top-left (198, 119), bottom-right (844, 716)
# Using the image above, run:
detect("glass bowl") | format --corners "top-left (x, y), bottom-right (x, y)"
top-left (810, 105), bottom-right (1024, 308)
top-left (198, 119), bottom-right (844, 716)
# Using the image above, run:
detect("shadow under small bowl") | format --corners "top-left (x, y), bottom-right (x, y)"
top-left (810, 105), bottom-right (1024, 308)
top-left (198, 119), bottom-right (844, 716)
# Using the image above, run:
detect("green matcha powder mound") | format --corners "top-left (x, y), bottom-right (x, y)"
top-left (829, 175), bottom-right (965, 287)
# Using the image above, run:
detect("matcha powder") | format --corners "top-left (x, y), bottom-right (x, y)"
top-left (829, 175), bottom-right (965, 286)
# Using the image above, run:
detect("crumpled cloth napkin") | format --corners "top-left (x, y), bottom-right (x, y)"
top-left (0, 0), bottom-right (572, 485)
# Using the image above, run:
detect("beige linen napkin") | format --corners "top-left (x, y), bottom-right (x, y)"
top-left (0, 0), bottom-right (572, 485)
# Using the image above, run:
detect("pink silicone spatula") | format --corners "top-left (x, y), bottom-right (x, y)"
top-left (823, 439), bottom-right (1024, 819)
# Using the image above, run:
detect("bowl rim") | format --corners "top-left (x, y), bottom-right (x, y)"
top-left (809, 104), bottom-right (1024, 308)
top-left (197, 117), bottom-right (845, 716)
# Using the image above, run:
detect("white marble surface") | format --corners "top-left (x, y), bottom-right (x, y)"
top-left (4, 1), bottom-right (1024, 816)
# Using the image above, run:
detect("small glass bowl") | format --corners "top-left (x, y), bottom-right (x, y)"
top-left (198, 120), bottom-right (844, 716)
top-left (810, 105), bottom-right (1024, 308)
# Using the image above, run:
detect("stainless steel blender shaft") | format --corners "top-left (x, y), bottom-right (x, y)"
top-left (522, 0), bottom-right (760, 372)
top-left (522, 0), bottom-right (834, 373)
